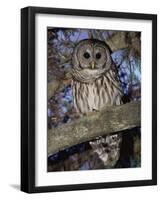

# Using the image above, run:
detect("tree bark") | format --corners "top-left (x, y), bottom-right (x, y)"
top-left (48, 101), bottom-right (140, 156)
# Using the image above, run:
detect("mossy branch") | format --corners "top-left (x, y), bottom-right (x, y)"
top-left (48, 101), bottom-right (140, 156)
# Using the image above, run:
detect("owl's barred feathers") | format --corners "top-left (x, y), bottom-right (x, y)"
top-left (72, 69), bottom-right (123, 114)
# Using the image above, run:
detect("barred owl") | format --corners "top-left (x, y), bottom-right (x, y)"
top-left (71, 39), bottom-right (123, 168)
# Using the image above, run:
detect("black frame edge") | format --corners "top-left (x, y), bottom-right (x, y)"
top-left (21, 7), bottom-right (30, 193)
top-left (21, 7), bottom-right (36, 193)
top-left (32, 180), bottom-right (155, 194)
top-left (23, 6), bottom-right (157, 20)
top-left (152, 14), bottom-right (157, 185)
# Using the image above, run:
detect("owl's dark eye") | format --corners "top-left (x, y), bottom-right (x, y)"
top-left (96, 52), bottom-right (101, 59)
top-left (83, 52), bottom-right (90, 59)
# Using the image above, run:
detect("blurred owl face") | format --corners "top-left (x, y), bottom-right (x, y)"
top-left (72, 39), bottom-right (112, 71)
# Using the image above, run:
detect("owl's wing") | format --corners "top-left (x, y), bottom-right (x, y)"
top-left (106, 68), bottom-right (124, 96)
top-left (108, 65), bottom-right (131, 103)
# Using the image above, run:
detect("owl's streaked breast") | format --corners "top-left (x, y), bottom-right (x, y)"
top-left (72, 70), bottom-right (122, 114)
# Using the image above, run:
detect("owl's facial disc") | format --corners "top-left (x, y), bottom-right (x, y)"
top-left (75, 41), bottom-right (111, 71)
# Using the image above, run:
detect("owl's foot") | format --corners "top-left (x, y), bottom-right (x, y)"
top-left (84, 108), bottom-right (99, 118)
top-left (92, 108), bottom-right (99, 112)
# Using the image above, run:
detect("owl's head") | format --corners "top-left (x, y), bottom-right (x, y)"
top-left (72, 39), bottom-right (112, 71)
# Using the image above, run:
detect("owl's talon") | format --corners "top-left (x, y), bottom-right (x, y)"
top-left (92, 108), bottom-right (99, 112)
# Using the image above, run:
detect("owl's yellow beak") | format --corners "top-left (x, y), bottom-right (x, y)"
top-left (91, 61), bottom-right (95, 69)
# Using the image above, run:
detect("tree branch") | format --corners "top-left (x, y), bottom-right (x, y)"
top-left (48, 101), bottom-right (140, 156)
